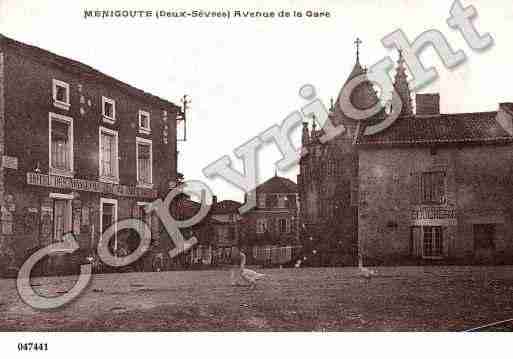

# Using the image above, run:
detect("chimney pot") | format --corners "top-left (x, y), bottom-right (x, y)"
top-left (416, 93), bottom-right (440, 116)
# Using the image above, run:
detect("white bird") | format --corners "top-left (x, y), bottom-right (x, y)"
top-left (232, 252), bottom-right (266, 288)
top-left (358, 257), bottom-right (377, 280)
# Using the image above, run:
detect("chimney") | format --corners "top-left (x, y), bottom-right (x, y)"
top-left (497, 103), bottom-right (513, 136)
top-left (212, 195), bottom-right (218, 205)
top-left (416, 93), bottom-right (440, 116)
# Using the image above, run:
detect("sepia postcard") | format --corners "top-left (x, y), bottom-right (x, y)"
top-left (0, 0), bottom-right (512, 357)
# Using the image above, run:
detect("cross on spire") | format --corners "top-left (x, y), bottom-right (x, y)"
top-left (398, 48), bottom-right (404, 63)
top-left (354, 37), bottom-right (362, 63)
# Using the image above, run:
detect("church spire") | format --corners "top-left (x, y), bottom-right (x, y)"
top-left (393, 49), bottom-right (413, 117)
top-left (301, 121), bottom-right (310, 147)
top-left (354, 37), bottom-right (362, 65)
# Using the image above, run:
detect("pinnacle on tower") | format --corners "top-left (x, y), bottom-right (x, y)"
top-left (301, 121), bottom-right (310, 146)
top-left (393, 49), bottom-right (413, 116)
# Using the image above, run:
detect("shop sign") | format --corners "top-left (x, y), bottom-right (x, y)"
top-left (27, 172), bottom-right (158, 199)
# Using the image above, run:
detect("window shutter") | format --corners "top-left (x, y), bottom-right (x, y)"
top-left (442, 226), bottom-right (449, 257)
top-left (411, 173), bottom-right (421, 204)
top-left (412, 226), bottom-right (422, 258)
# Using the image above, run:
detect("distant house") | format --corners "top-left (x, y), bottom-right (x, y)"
top-left (240, 175), bottom-right (300, 266)
top-left (210, 197), bottom-right (242, 264)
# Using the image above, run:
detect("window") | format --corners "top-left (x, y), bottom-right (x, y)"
top-left (258, 194), bottom-right (266, 208)
top-left (267, 194), bottom-right (278, 208)
top-left (50, 193), bottom-right (73, 242)
top-left (52, 80), bottom-right (70, 110)
top-left (421, 171), bottom-right (445, 204)
top-left (278, 218), bottom-right (289, 233)
top-left (136, 137), bottom-right (152, 187)
top-left (102, 96), bottom-right (116, 123)
top-left (49, 113), bottom-right (73, 177)
top-left (100, 198), bottom-right (118, 252)
top-left (136, 201), bottom-right (151, 237)
top-left (277, 196), bottom-right (286, 208)
top-left (474, 224), bottom-right (496, 250)
top-left (423, 226), bottom-right (443, 258)
top-left (99, 127), bottom-right (119, 183)
top-left (138, 110), bottom-right (151, 133)
top-left (256, 218), bottom-right (267, 234)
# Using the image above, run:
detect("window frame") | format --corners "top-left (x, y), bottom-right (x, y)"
top-left (256, 218), bottom-right (267, 234)
top-left (102, 96), bottom-right (116, 124)
top-left (100, 197), bottom-right (118, 250)
top-left (473, 223), bottom-right (496, 251)
top-left (278, 218), bottom-right (290, 234)
top-left (136, 137), bottom-right (153, 188)
top-left (258, 194), bottom-right (266, 208)
top-left (52, 79), bottom-right (70, 111)
top-left (138, 110), bottom-right (151, 134)
top-left (99, 126), bottom-right (119, 184)
top-left (422, 226), bottom-right (444, 259)
top-left (48, 112), bottom-right (74, 178)
top-left (420, 171), bottom-right (446, 205)
top-left (49, 192), bottom-right (73, 242)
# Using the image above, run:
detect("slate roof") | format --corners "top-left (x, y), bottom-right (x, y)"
top-left (0, 33), bottom-right (179, 110)
top-left (356, 111), bottom-right (513, 147)
top-left (501, 103), bottom-right (513, 116)
top-left (256, 176), bottom-right (298, 194)
top-left (211, 200), bottom-right (242, 215)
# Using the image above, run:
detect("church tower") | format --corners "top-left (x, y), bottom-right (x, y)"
top-left (298, 38), bottom-right (382, 266)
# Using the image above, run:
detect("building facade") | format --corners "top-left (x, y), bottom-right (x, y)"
top-left (241, 175), bottom-right (300, 265)
top-left (356, 101), bottom-right (513, 265)
top-left (210, 198), bottom-right (242, 264)
top-left (0, 34), bottom-right (180, 275)
top-left (299, 44), bottom-right (513, 266)
top-left (355, 50), bottom-right (513, 265)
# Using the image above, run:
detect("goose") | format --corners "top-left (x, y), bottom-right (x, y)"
top-left (358, 257), bottom-right (377, 280)
top-left (231, 252), bottom-right (266, 288)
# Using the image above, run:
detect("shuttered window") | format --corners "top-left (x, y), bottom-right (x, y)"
top-left (137, 140), bottom-right (152, 185)
top-left (474, 224), bottom-right (496, 250)
top-left (420, 171), bottom-right (446, 204)
top-left (100, 131), bottom-right (117, 179)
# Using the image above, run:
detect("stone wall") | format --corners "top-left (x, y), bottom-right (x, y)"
top-left (358, 144), bottom-right (513, 264)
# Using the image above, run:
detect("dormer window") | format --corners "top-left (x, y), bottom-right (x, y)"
top-left (138, 110), bottom-right (151, 134)
top-left (102, 96), bottom-right (116, 124)
top-left (52, 80), bottom-right (70, 110)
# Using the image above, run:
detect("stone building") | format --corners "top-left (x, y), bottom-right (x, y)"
top-left (0, 34), bottom-right (181, 275)
top-left (299, 42), bottom-right (513, 266)
top-left (355, 52), bottom-right (513, 264)
top-left (209, 197), bottom-right (242, 264)
top-left (241, 175), bottom-right (300, 265)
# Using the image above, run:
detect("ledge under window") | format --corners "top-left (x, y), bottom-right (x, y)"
top-left (102, 115), bottom-right (115, 125)
top-left (49, 168), bottom-right (74, 178)
top-left (99, 176), bottom-right (120, 185)
top-left (53, 100), bottom-right (70, 111)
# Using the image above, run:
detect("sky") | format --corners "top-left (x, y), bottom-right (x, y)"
top-left (0, 0), bottom-right (511, 201)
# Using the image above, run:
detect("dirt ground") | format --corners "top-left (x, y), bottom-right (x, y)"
top-left (1, 266), bottom-right (513, 331)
